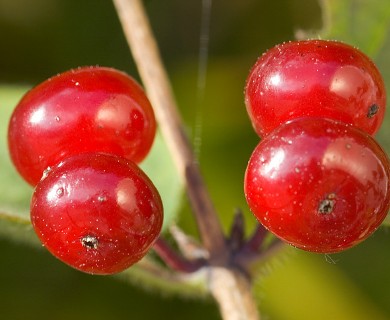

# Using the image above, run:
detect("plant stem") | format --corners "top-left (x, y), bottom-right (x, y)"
top-left (111, 0), bottom-right (226, 262)
top-left (209, 267), bottom-right (259, 320)
top-left (242, 224), bottom-right (269, 253)
top-left (112, 0), bottom-right (260, 319)
top-left (153, 237), bottom-right (205, 273)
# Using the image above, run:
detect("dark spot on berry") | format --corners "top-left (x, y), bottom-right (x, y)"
top-left (367, 104), bottom-right (379, 118)
top-left (318, 193), bottom-right (336, 214)
top-left (81, 235), bottom-right (99, 250)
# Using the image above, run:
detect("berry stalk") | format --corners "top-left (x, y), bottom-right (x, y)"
top-left (112, 0), bottom-right (226, 261)
top-left (112, 0), bottom-right (260, 319)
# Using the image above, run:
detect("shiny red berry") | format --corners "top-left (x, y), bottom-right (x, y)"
top-left (245, 40), bottom-right (386, 137)
top-left (8, 66), bottom-right (156, 186)
top-left (30, 153), bottom-right (163, 275)
top-left (244, 118), bottom-right (390, 253)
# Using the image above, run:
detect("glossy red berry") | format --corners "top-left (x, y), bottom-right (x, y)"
top-left (30, 153), bottom-right (163, 275)
top-left (245, 40), bottom-right (386, 137)
top-left (244, 118), bottom-right (390, 253)
top-left (8, 66), bottom-right (156, 186)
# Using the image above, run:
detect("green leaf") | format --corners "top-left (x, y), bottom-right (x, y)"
top-left (320, 0), bottom-right (390, 57)
top-left (0, 86), bottom-right (36, 242)
top-left (140, 131), bottom-right (184, 231)
top-left (257, 249), bottom-right (387, 319)
top-left (0, 212), bottom-right (39, 246)
top-left (0, 86), bottom-right (33, 216)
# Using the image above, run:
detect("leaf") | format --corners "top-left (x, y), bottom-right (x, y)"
top-left (0, 86), bottom-right (33, 216)
top-left (0, 212), bottom-right (39, 246)
top-left (256, 249), bottom-right (387, 320)
top-left (320, 0), bottom-right (390, 57)
top-left (140, 131), bottom-right (184, 231)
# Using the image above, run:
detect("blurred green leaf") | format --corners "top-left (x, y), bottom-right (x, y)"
top-left (257, 249), bottom-right (387, 320)
top-left (0, 212), bottom-right (38, 246)
top-left (321, 0), bottom-right (390, 57)
top-left (0, 86), bottom-right (33, 215)
top-left (140, 131), bottom-right (183, 231)
top-left (0, 86), bottom-right (38, 245)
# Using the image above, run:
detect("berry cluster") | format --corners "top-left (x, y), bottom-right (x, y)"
top-left (244, 40), bottom-right (390, 253)
top-left (8, 66), bottom-right (163, 274)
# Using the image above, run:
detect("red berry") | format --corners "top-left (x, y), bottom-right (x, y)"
top-left (8, 66), bottom-right (156, 186)
top-left (245, 40), bottom-right (386, 137)
top-left (244, 118), bottom-right (390, 253)
top-left (30, 153), bottom-right (163, 275)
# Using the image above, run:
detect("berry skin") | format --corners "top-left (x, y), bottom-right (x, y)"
top-left (245, 40), bottom-right (386, 137)
top-left (8, 66), bottom-right (156, 186)
top-left (30, 153), bottom-right (163, 275)
top-left (244, 118), bottom-right (390, 253)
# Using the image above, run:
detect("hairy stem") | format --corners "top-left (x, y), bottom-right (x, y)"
top-left (112, 0), bottom-right (260, 319)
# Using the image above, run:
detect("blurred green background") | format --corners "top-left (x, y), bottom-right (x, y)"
top-left (1, 0), bottom-right (390, 319)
